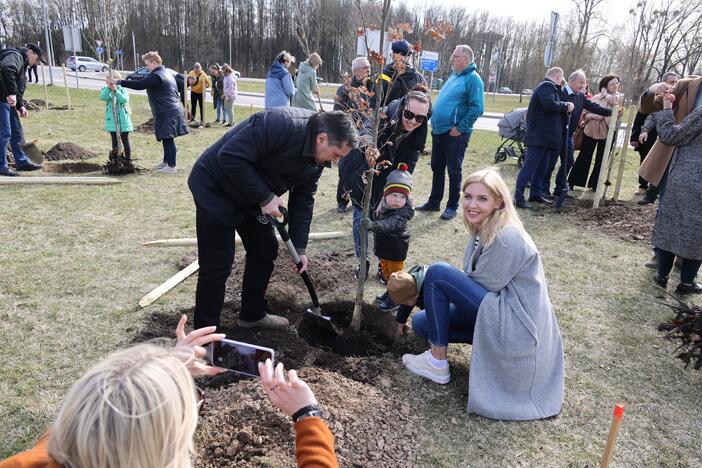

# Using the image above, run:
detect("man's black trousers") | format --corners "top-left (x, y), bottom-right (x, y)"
top-left (194, 206), bottom-right (279, 329)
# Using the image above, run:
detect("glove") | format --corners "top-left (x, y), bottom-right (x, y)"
top-left (363, 217), bottom-right (374, 231)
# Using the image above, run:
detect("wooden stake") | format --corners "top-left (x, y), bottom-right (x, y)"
top-left (40, 64), bottom-right (49, 111)
top-left (600, 403), bottom-right (625, 468)
top-left (62, 65), bottom-right (72, 110)
top-left (183, 70), bottom-right (189, 120)
top-left (138, 260), bottom-right (199, 308)
top-left (0, 177), bottom-right (120, 185)
top-left (593, 105), bottom-right (620, 208)
top-left (612, 106), bottom-right (636, 201)
top-left (142, 231), bottom-right (347, 248)
top-left (602, 107), bottom-right (625, 200)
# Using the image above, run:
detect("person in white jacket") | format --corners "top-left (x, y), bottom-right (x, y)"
top-left (221, 64), bottom-right (238, 127)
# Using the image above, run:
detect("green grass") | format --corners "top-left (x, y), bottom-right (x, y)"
top-left (1, 83), bottom-right (700, 466)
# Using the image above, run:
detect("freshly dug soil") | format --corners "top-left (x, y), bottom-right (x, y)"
top-left (194, 367), bottom-right (420, 467)
top-left (45, 142), bottom-right (97, 161)
top-left (43, 161), bottom-right (102, 174)
top-left (135, 118), bottom-right (155, 134)
top-left (563, 199), bottom-right (655, 242)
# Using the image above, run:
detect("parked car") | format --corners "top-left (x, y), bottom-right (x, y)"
top-left (521, 88), bottom-right (533, 95)
top-left (66, 56), bottom-right (109, 72)
top-left (126, 66), bottom-right (181, 80)
top-left (498, 87), bottom-right (513, 94)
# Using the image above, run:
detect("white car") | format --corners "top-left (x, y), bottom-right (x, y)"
top-left (67, 56), bottom-right (109, 72)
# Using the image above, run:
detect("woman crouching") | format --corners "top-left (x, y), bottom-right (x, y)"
top-left (398, 168), bottom-right (564, 421)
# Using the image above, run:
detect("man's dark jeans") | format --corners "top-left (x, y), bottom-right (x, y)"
top-left (515, 145), bottom-right (557, 203)
top-left (552, 134), bottom-right (575, 196)
top-left (428, 131), bottom-right (470, 210)
top-left (194, 206), bottom-right (278, 329)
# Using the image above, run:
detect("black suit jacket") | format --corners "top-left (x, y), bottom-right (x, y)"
top-left (525, 78), bottom-right (570, 150)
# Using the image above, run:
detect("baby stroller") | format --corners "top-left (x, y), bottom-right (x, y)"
top-left (494, 107), bottom-right (527, 167)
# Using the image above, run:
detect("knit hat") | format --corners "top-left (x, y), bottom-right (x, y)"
top-left (388, 265), bottom-right (427, 305)
top-left (384, 163), bottom-right (413, 197)
top-left (391, 40), bottom-right (411, 56)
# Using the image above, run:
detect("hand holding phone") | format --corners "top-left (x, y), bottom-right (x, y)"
top-left (174, 315), bottom-right (226, 377)
top-left (259, 359), bottom-right (318, 417)
top-left (207, 338), bottom-right (274, 378)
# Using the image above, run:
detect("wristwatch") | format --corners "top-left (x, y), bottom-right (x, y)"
top-left (292, 404), bottom-right (322, 422)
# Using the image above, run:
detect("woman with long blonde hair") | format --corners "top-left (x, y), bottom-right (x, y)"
top-left (400, 168), bottom-right (564, 421)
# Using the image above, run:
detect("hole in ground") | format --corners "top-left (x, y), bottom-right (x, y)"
top-left (43, 161), bottom-right (103, 173)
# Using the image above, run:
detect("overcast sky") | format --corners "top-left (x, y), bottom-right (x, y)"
top-left (401, 0), bottom-right (634, 24)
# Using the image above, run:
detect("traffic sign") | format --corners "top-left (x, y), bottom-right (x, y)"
top-left (96, 40), bottom-right (103, 47)
top-left (489, 74), bottom-right (496, 84)
top-left (115, 49), bottom-right (123, 56)
top-left (96, 47), bottom-right (104, 54)
top-left (62, 26), bottom-right (81, 53)
top-left (420, 51), bottom-right (439, 72)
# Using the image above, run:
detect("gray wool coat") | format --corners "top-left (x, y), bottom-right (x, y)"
top-left (463, 226), bottom-right (564, 421)
top-left (652, 106), bottom-right (702, 260)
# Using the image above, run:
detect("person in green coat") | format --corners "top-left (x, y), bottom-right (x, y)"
top-left (100, 72), bottom-right (134, 160)
top-left (291, 53), bottom-right (322, 111)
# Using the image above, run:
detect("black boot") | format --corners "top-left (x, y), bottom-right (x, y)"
top-left (675, 282), bottom-right (702, 295)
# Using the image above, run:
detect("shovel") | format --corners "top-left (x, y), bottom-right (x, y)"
top-left (267, 208), bottom-right (339, 337)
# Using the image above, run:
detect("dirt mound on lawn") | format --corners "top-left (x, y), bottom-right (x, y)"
top-left (135, 118), bottom-right (155, 134)
top-left (564, 199), bottom-right (655, 242)
top-left (43, 161), bottom-right (102, 174)
top-left (45, 142), bottom-right (97, 161)
top-left (195, 367), bottom-right (420, 467)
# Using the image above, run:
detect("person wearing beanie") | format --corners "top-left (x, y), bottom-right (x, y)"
top-left (363, 163), bottom-right (415, 310)
top-left (387, 265), bottom-right (427, 336)
top-left (379, 39), bottom-right (426, 106)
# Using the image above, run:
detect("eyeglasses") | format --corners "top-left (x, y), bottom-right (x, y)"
top-left (403, 109), bottom-right (427, 124)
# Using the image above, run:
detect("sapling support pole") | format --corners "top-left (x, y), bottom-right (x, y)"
top-left (600, 403), bottom-right (625, 468)
top-left (612, 105), bottom-right (636, 201)
top-left (141, 231), bottom-right (347, 248)
top-left (138, 260), bottom-right (199, 308)
top-left (61, 65), bottom-right (72, 110)
top-left (602, 105), bottom-right (625, 200)
top-left (593, 105), bottom-right (620, 208)
top-left (183, 70), bottom-right (189, 121)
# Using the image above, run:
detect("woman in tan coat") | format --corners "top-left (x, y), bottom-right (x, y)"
top-left (568, 75), bottom-right (624, 190)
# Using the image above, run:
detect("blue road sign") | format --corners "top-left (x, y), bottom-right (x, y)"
top-left (421, 59), bottom-right (438, 72)
top-left (115, 49), bottom-right (123, 56)
top-left (96, 47), bottom-right (104, 54)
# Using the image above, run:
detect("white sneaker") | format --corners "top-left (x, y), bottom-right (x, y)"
top-left (155, 165), bottom-right (177, 175)
top-left (152, 162), bottom-right (167, 171)
top-left (402, 350), bottom-right (451, 384)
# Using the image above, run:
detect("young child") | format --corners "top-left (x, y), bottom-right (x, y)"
top-left (99, 72), bottom-right (133, 160)
top-left (387, 265), bottom-right (427, 336)
top-left (363, 163), bottom-right (414, 310)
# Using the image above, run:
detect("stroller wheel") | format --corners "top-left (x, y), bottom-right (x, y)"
top-left (517, 153), bottom-right (525, 168)
top-left (494, 150), bottom-right (507, 163)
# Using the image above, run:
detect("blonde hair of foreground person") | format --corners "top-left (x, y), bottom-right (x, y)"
top-left (461, 168), bottom-right (525, 247)
top-left (47, 343), bottom-right (199, 468)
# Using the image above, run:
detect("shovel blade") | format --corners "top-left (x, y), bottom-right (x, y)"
top-left (304, 308), bottom-right (340, 336)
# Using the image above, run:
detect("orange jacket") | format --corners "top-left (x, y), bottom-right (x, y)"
top-left (1, 418), bottom-right (337, 468)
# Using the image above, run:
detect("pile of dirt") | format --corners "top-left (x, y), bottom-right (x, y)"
top-left (194, 367), bottom-right (420, 467)
top-left (563, 199), bottom-right (656, 242)
top-left (135, 118), bottom-right (155, 133)
top-left (43, 161), bottom-right (102, 174)
top-left (45, 142), bottom-right (97, 161)
top-left (25, 99), bottom-right (48, 111)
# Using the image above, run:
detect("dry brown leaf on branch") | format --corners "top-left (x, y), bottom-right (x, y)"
top-left (369, 50), bottom-right (385, 66)
top-left (397, 22), bottom-right (413, 33)
top-left (412, 41), bottom-right (422, 53)
top-left (393, 61), bottom-right (406, 75)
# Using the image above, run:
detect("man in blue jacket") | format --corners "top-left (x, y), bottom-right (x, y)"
top-left (188, 108), bottom-right (358, 330)
top-left (417, 45), bottom-right (484, 220)
top-left (514, 67), bottom-right (574, 209)
top-left (546, 69), bottom-right (611, 200)
top-left (0, 44), bottom-right (45, 176)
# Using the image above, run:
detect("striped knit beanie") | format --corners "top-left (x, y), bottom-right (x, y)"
top-left (384, 163), bottom-right (413, 197)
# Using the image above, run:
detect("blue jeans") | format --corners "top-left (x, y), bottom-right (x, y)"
top-left (515, 145), bottom-right (557, 202)
top-left (213, 95), bottom-right (223, 121)
top-left (552, 134), bottom-right (575, 196)
top-left (162, 138), bottom-right (176, 167)
top-left (428, 131), bottom-right (471, 210)
top-left (412, 262), bottom-right (488, 347)
top-left (0, 102), bottom-right (30, 169)
top-left (352, 204), bottom-right (369, 258)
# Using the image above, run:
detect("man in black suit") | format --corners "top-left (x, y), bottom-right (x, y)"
top-left (514, 67), bottom-right (573, 209)
top-left (545, 69), bottom-right (612, 199)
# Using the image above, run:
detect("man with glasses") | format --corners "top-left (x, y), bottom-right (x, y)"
top-left (417, 45), bottom-right (484, 220)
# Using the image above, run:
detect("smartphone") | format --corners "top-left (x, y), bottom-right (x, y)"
top-left (206, 339), bottom-right (274, 378)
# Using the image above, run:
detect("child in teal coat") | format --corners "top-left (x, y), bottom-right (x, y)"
top-left (100, 72), bottom-right (134, 160)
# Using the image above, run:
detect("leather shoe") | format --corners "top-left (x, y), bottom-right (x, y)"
top-left (0, 167), bottom-right (19, 176)
top-left (440, 208), bottom-right (457, 220)
top-left (336, 203), bottom-right (348, 213)
top-left (637, 197), bottom-right (655, 206)
top-left (529, 196), bottom-right (552, 204)
top-left (238, 313), bottom-right (289, 329)
top-left (15, 161), bottom-right (41, 171)
top-left (675, 282), bottom-right (702, 294)
top-left (416, 201), bottom-right (440, 212)
top-left (653, 275), bottom-right (668, 288)
top-left (515, 200), bottom-right (534, 209)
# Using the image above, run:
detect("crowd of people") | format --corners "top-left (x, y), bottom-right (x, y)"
top-left (3, 33), bottom-right (700, 466)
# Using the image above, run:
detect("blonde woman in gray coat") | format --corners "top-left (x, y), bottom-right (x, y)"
top-left (401, 168), bottom-right (564, 421)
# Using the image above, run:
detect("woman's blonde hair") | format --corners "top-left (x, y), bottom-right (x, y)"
top-left (307, 53), bottom-right (322, 68)
top-left (110, 70), bottom-right (122, 80)
top-left (48, 344), bottom-right (199, 468)
top-left (141, 51), bottom-right (162, 65)
top-left (461, 168), bottom-right (525, 247)
top-left (222, 63), bottom-right (232, 75)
